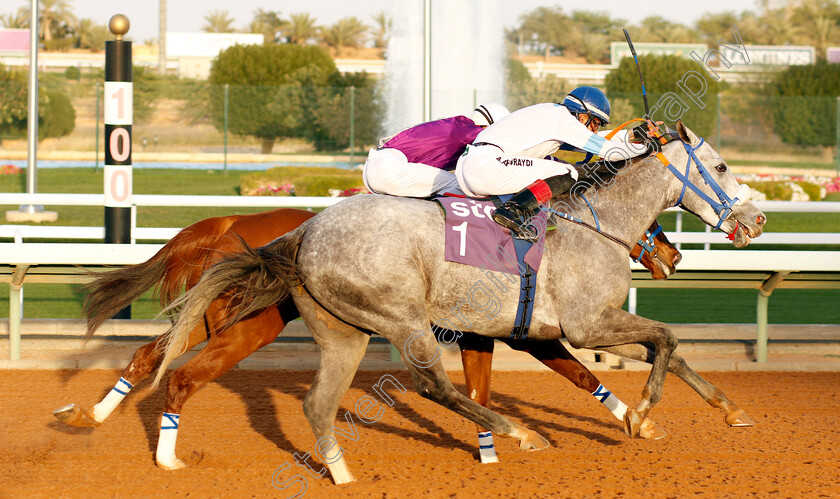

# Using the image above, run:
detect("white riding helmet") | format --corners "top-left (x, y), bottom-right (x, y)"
top-left (470, 102), bottom-right (510, 127)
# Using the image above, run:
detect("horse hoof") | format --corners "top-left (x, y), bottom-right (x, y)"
top-left (517, 428), bottom-right (550, 451)
top-left (53, 404), bottom-right (101, 428)
top-left (623, 408), bottom-right (644, 438)
top-left (725, 408), bottom-right (755, 427)
top-left (639, 418), bottom-right (666, 440)
top-left (156, 458), bottom-right (187, 471)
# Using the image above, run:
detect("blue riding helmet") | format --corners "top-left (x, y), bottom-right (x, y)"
top-left (562, 86), bottom-right (611, 125)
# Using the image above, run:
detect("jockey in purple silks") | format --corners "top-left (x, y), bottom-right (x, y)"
top-left (363, 103), bottom-right (510, 198)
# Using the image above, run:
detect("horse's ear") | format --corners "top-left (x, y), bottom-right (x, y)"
top-left (676, 120), bottom-right (699, 146)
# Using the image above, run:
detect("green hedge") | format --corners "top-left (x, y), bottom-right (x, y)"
top-left (748, 180), bottom-right (825, 201)
top-left (39, 89), bottom-right (75, 138)
top-left (767, 62), bottom-right (840, 147)
top-left (606, 54), bottom-right (720, 138)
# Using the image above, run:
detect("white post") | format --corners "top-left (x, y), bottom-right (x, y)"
top-left (423, 0), bottom-right (431, 122)
top-left (675, 211), bottom-right (683, 251)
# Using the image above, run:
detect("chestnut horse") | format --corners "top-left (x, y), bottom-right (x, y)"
top-left (54, 207), bottom-right (681, 468)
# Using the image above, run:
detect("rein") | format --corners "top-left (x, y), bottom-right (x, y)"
top-left (542, 205), bottom-right (632, 252)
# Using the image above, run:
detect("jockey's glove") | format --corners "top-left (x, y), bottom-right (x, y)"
top-left (630, 125), bottom-right (661, 154)
top-left (631, 124), bottom-right (649, 143)
top-left (644, 136), bottom-right (662, 156)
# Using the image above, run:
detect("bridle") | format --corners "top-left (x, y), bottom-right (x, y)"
top-left (661, 137), bottom-right (751, 231)
top-left (629, 224), bottom-right (662, 263)
top-left (613, 119), bottom-right (751, 233)
top-left (541, 119), bottom-right (751, 251)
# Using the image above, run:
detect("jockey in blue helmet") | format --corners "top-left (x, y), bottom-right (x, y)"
top-left (563, 85), bottom-right (612, 131)
top-left (455, 85), bottom-right (655, 240)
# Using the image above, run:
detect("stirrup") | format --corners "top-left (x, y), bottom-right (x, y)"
top-left (493, 206), bottom-right (540, 242)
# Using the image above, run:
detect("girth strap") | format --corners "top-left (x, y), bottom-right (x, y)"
top-left (510, 236), bottom-right (536, 340)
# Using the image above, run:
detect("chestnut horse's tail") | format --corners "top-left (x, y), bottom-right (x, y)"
top-left (152, 224), bottom-right (307, 389)
top-left (82, 215), bottom-right (239, 340)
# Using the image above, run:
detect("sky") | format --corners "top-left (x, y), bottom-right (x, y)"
top-left (11, 0), bottom-right (763, 45)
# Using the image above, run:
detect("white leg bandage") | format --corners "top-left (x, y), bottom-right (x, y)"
top-left (592, 384), bottom-right (628, 421)
top-left (91, 377), bottom-right (133, 422)
top-left (477, 430), bottom-right (499, 464)
top-left (156, 412), bottom-right (181, 468)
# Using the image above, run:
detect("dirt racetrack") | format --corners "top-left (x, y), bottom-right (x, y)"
top-left (1, 369), bottom-right (838, 498)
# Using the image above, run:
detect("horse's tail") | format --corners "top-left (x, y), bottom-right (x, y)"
top-left (82, 215), bottom-right (238, 340)
top-left (151, 224), bottom-right (308, 389)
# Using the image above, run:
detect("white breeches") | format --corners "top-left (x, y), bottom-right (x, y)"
top-left (454, 144), bottom-right (578, 197)
top-left (363, 148), bottom-right (463, 198)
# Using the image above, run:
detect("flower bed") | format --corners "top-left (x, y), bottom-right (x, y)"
top-left (1, 164), bottom-right (22, 175)
top-left (241, 166), bottom-right (366, 197)
top-left (735, 173), bottom-right (839, 201)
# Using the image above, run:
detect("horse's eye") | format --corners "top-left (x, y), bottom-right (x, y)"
top-left (715, 164), bottom-right (727, 173)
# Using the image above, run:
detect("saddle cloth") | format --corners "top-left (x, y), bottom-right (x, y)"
top-left (434, 195), bottom-right (547, 274)
top-left (434, 194), bottom-right (549, 340)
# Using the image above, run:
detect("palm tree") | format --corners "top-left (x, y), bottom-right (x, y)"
top-left (202, 9), bottom-right (235, 33)
top-left (37, 0), bottom-right (76, 42)
top-left (319, 17), bottom-right (368, 56)
top-left (16, 0), bottom-right (77, 41)
top-left (75, 18), bottom-right (109, 50)
top-left (285, 12), bottom-right (318, 45)
top-left (0, 11), bottom-right (29, 29)
top-left (249, 8), bottom-right (287, 44)
top-left (371, 10), bottom-right (392, 49)
top-left (791, 0), bottom-right (840, 59)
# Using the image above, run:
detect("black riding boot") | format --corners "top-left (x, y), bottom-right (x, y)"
top-left (492, 174), bottom-right (575, 241)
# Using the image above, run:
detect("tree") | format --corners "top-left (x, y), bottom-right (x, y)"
top-left (309, 72), bottom-right (384, 151)
top-left (508, 7), bottom-right (627, 63)
top-left (0, 64), bottom-right (74, 141)
top-left (0, 63), bottom-right (29, 143)
top-left (202, 9), bottom-right (235, 33)
top-left (75, 18), bottom-right (109, 51)
top-left (634, 16), bottom-right (697, 43)
top-left (508, 6), bottom-right (571, 57)
top-left (249, 8), bottom-right (287, 44)
top-left (790, 0), bottom-right (840, 59)
top-left (38, 87), bottom-right (75, 138)
top-left (319, 17), bottom-right (368, 56)
top-left (0, 11), bottom-right (28, 29)
top-left (505, 58), bottom-right (572, 111)
top-left (285, 13), bottom-right (318, 45)
top-left (694, 11), bottom-right (740, 47)
top-left (767, 61), bottom-right (840, 147)
top-left (606, 54), bottom-right (720, 138)
top-left (19, 0), bottom-right (77, 42)
top-left (371, 11), bottom-right (392, 49)
top-left (208, 43), bottom-right (336, 153)
top-left (132, 65), bottom-right (164, 123)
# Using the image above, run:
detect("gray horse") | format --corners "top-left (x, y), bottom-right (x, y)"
top-left (155, 122), bottom-right (765, 484)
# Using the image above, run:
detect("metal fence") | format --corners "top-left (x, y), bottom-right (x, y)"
top-left (1, 78), bottom-right (837, 174)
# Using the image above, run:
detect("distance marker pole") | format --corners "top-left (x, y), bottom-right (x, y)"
top-left (104, 14), bottom-right (133, 319)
